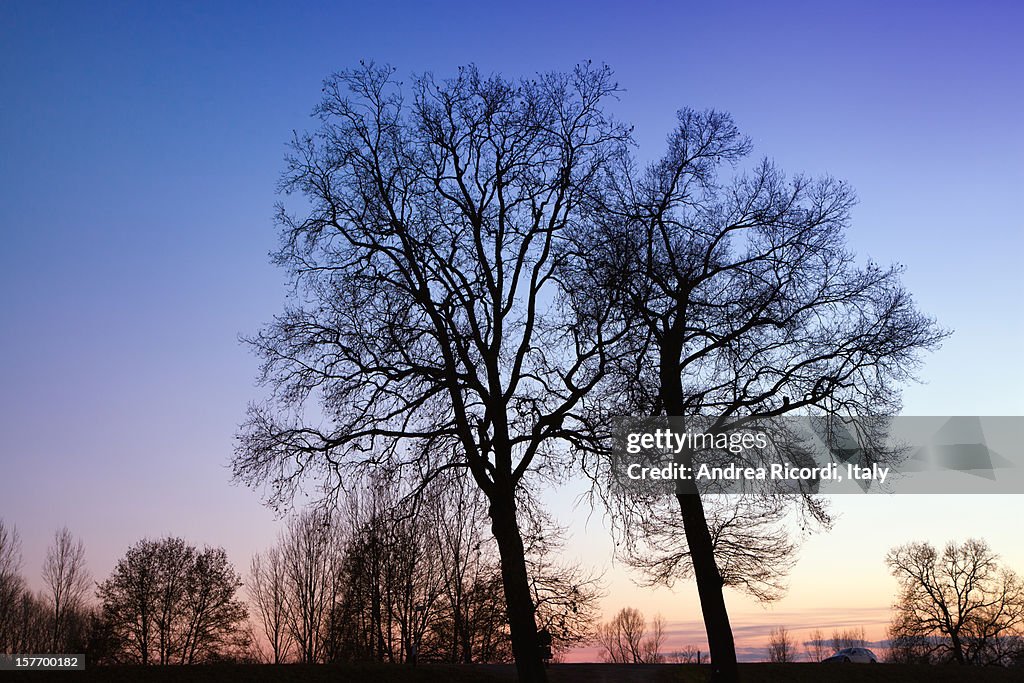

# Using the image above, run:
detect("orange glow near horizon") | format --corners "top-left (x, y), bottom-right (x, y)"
top-left (565, 606), bottom-right (892, 662)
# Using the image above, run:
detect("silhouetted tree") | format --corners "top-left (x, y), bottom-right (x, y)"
top-left (43, 526), bottom-right (91, 651)
top-left (334, 484), bottom-right (442, 664)
top-left (668, 645), bottom-right (701, 663)
top-left (0, 520), bottom-right (24, 652)
top-left (180, 546), bottom-right (248, 663)
top-left (249, 547), bottom-right (292, 663)
top-left (803, 628), bottom-right (827, 662)
top-left (644, 613), bottom-right (667, 664)
top-left (568, 108), bottom-right (946, 682)
top-left (829, 626), bottom-right (867, 651)
top-left (885, 623), bottom-right (933, 664)
top-left (85, 609), bottom-right (121, 665)
top-left (595, 607), bottom-right (664, 663)
top-left (11, 590), bottom-right (49, 653)
top-left (277, 509), bottom-right (344, 663)
top-left (887, 538), bottom-right (1024, 665)
top-left (767, 626), bottom-right (795, 662)
top-left (233, 61), bottom-right (631, 683)
top-left (1, 521), bottom-right (92, 655)
top-left (522, 511), bottom-right (602, 660)
top-left (97, 537), bottom-right (246, 664)
top-left (428, 472), bottom-right (496, 663)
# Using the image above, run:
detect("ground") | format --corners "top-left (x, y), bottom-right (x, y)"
top-left (5, 662), bottom-right (1023, 682)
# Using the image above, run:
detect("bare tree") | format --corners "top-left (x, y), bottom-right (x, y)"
top-left (829, 626), bottom-right (867, 651)
top-left (0, 524), bottom-right (52, 655)
top-left (622, 495), bottom-right (798, 603)
top-left (232, 62), bottom-right (631, 683)
top-left (330, 482), bottom-right (439, 663)
top-left (0, 520), bottom-right (25, 652)
top-left (885, 621), bottom-right (933, 664)
top-left (429, 471), bottom-right (496, 663)
top-left (180, 547), bottom-right (249, 663)
top-left (249, 547), bottom-right (292, 663)
top-left (596, 607), bottom-right (644, 663)
top-left (887, 538), bottom-right (1024, 665)
top-left (669, 645), bottom-right (701, 663)
top-left (568, 107), bottom-right (946, 682)
top-left (523, 514), bottom-right (603, 660)
top-left (42, 527), bottom-right (91, 651)
top-left (12, 590), bottom-right (50, 654)
top-left (595, 607), bottom-right (663, 664)
top-left (278, 509), bottom-right (343, 663)
top-left (767, 626), bottom-right (795, 663)
top-left (97, 537), bottom-right (247, 664)
top-left (803, 628), bottom-right (827, 662)
top-left (643, 613), bottom-right (666, 664)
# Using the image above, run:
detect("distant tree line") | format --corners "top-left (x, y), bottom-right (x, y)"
top-left (0, 471), bottom-right (601, 666)
top-left (762, 626), bottom-right (868, 663)
top-left (13, 518), bottom-right (1021, 670)
top-left (0, 520), bottom-right (251, 665)
top-left (799, 627), bottom-right (868, 662)
top-left (248, 472), bottom-right (600, 664)
top-left (0, 522), bottom-right (92, 655)
top-left (775, 537), bottom-right (1024, 667)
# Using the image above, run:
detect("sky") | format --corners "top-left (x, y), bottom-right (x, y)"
top-left (2, 0), bottom-right (1023, 662)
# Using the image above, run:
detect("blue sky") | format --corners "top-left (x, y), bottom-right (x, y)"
top-left (2, 0), bottom-right (1022, 659)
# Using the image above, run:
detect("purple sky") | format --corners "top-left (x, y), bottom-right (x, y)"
top-left (2, 0), bottom-right (1022, 660)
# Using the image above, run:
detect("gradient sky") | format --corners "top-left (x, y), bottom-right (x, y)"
top-left (2, 0), bottom-right (1023, 662)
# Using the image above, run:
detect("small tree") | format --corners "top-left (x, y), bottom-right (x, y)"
top-left (830, 626), bottom-right (867, 651)
top-left (43, 527), bottom-right (91, 651)
top-left (887, 538), bottom-right (1024, 665)
top-left (886, 622), bottom-right (933, 664)
top-left (643, 613), bottom-right (666, 664)
top-left (181, 546), bottom-right (249, 663)
top-left (803, 628), bottom-right (827, 662)
top-left (595, 607), bottom-right (665, 663)
top-left (12, 590), bottom-right (49, 653)
top-left (0, 520), bottom-right (25, 652)
top-left (767, 626), bottom-right (795, 663)
top-left (669, 645), bottom-right (701, 663)
top-left (249, 547), bottom-right (292, 663)
top-left (278, 509), bottom-right (344, 663)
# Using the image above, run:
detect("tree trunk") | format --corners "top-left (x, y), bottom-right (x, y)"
top-left (662, 347), bottom-right (739, 683)
top-left (488, 492), bottom-right (547, 683)
top-left (675, 482), bottom-right (740, 683)
top-left (950, 631), bottom-right (965, 664)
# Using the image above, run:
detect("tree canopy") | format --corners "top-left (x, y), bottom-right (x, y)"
top-left (234, 62), bottom-right (945, 683)
top-left (96, 537), bottom-right (247, 665)
top-left (887, 538), bottom-right (1024, 666)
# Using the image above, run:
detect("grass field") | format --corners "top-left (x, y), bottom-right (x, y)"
top-left (5, 662), bottom-right (1024, 683)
